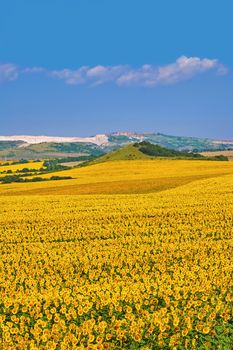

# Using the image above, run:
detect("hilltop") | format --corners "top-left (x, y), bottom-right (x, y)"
top-left (89, 143), bottom-right (150, 163)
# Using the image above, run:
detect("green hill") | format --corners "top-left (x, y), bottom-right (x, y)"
top-left (0, 141), bottom-right (24, 151)
top-left (0, 142), bottom-right (104, 160)
top-left (89, 141), bottom-right (228, 165)
top-left (91, 143), bottom-right (151, 163)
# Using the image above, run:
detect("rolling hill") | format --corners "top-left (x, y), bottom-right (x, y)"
top-left (0, 131), bottom-right (233, 160)
top-left (89, 141), bottom-right (228, 165)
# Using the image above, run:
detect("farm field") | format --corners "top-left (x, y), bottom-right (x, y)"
top-left (2, 159), bottom-right (233, 195)
top-left (0, 159), bottom-right (233, 349)
top-left (0, 161), bottom-right (44, 178)
top-left (201, 151), bottom-right (233, 161)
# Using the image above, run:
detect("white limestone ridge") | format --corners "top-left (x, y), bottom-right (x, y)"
top-left (0, 134), bottom-right (109, 146)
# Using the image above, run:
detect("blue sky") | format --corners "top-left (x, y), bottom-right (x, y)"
top-left (1, 0), bottom-right (233, 138)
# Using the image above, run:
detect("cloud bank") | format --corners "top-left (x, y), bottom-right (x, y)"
top-left (0, 56), bottom-right (228, 87)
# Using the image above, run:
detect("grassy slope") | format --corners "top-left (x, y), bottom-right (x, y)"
top-left (90, 144), bottom-right (152, 164)
top-left (1, 159), bottom-right (233, 196)
top-left (88, 142), bottom-right (215, 166)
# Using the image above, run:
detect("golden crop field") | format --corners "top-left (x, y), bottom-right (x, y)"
top-left (2, 159), bottom-right (233, 195)
top-left (0, 161), bottom-right (44, 178)
top-left (0, 160), bottom-right (233, 349)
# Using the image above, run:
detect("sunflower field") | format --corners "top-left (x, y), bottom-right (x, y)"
top-left (0, 160), bottom-right (233, 349)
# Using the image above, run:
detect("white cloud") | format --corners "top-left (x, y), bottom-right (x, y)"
top-left (0, 63), bottom-right (19, 83)
top-left (86, 65), bottom-right (127, 86)
top-left (86, 65), bottom-right (108, 77)
top-left (50, 56), bottom-right (227, 87)
top-left (0, 56), bottom-right (228, 87)
top-left (49, 65), bottom-right (128, 86)
top-left (50, 67), bottom-right (88, 85)
top-left (117, 56), bottom-right (227, 86)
